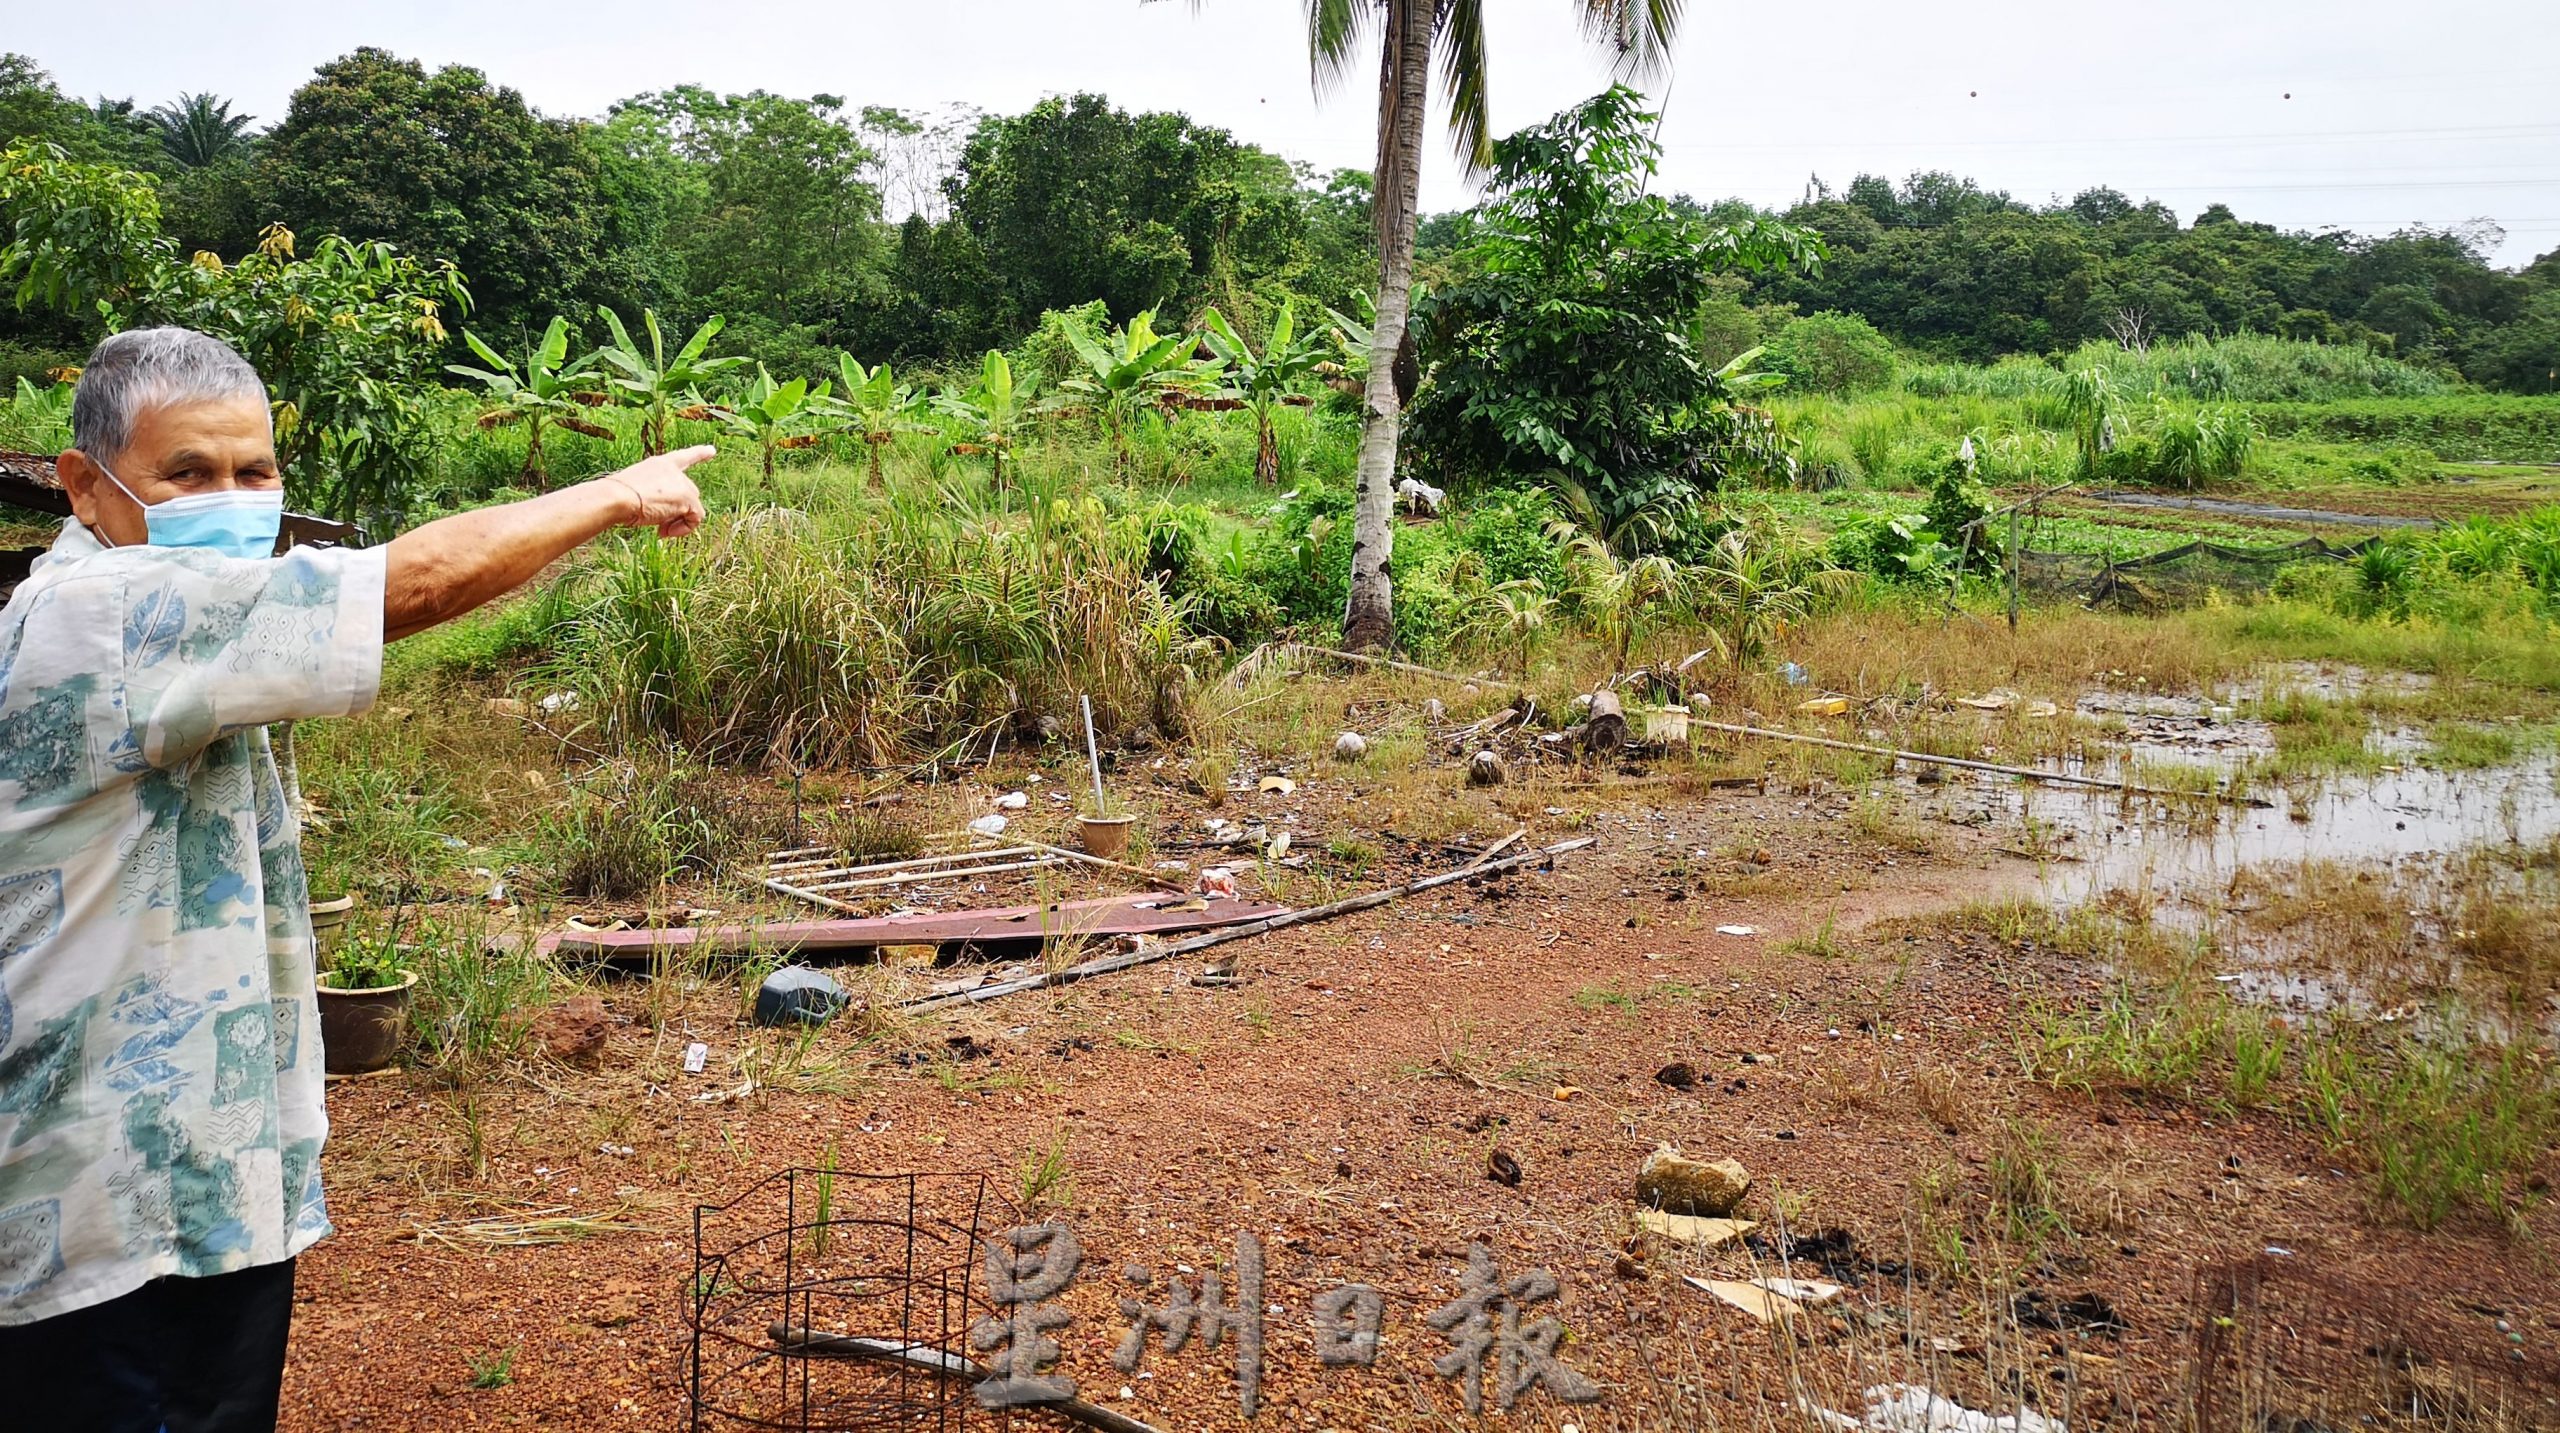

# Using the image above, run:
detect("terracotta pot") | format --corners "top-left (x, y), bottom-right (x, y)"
top-left (1076, 814), bottom-right (1137, 860)
top-left (308, 894), bottom-right (356, 959)
top-left (316, 969), bottom-right (416, 1075)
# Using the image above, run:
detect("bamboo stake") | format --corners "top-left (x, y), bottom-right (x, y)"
top-left (1080, 694), bottom-right (1110, 816)
top-left (1286, 642), bottom-right (1477, 685)
top-left (1693, 719), bottom-right (2267, 806)
top-left (910, 837), bottom-right (1596, 1010)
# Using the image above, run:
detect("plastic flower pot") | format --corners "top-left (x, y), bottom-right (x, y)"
top-left (1076, 814), bottom-right (1137, 860)
top-left (316, 969), bottom-right (416, 1075)
top-left (1643, 705), bottom-right (1692, 743)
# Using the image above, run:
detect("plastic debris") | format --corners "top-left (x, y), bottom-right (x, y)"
top-left (682, 1041), bottom-right (709, 1074)
top-left (1198, 867), bottom-right (1240, 899)
top-left (1258, 775), bottom-right (1296, 795)
top-left (1797, 696), bottom-right (1851, 717)
top-left (754, 965), bottom-right (848, 1027)
top-left (994, 791), bottom-right (1030, 811)
top-left (538, 690), bottom-right (581, 715)
top-left (967, 814), bottom-right (1009, 838)
top-left (1778, 662), bottom-right (1810, 686)
top-left (1803, 1384), bottom-right (2063, 1433)
top-left (1716, 925), bottom-right (1758, 937)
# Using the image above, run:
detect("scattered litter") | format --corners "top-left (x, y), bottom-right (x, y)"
top-left (1486, 1148), bottom-right (1522, 1187)
top-left (1687, 692), bottom-right (1713, 715)
top-left (754, 966), bottom-right (848, 1027)
top-left (1634, 1209), bottom-right (1755, 1248)
top-left (1757, 1277), bottom-right (1845, 1307)
top-left (1716, 925), bottom-right (1758, 937)
top-left (1551, 1085), bottom-right (1584, 1102)
top-left (1798, 696), bottom-right (1851, 717)
top-left (1266, 831), bottom-right (1290, 860)
top-left (1198, 867), bottom-right (1240, 899)
top-left (1424, 698), bottom-right (1446, 723)
top-left (1955, 691), bottom-right (2015, 711)
top-left (1803, 1383), bottom-right (2063, 1433)
top-left (1686, 1276), bottom-right (1800, 1324)
top-left (1395, 476), bottom-right (1447, 516)
top-left (682, 1042), bottom-right (709, 1074)
top-left (1332, 731), bottom-right (1368, 762)
top-left (967, 814), bottom-right (1009, 838)
top-left (994, 791), bottom-right (1029, 811)
top-left (1779, 662), bottom-right (1810, 686)
top-left (1258, 775), bottom-right (1296, 795)
top-left (2264, 1245), bottom-right (2294, 1257)
top-left (537, 690), bottom-right (581, 715)
top-left (2024, 700), bottom-right (2060, 719)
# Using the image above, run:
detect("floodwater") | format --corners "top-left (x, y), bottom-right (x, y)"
top-left (2083, 489), bottom-right (2434, 529)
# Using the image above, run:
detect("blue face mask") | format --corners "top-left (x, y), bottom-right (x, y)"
top-left (94, 460), bottom-right (284, 560)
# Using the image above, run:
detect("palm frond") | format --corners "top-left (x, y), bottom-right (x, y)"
top-left (1305, 0), bottom-right (1375, 93)
top-left (1579, 0), bottom-right (1686, 78)
top-left (1438, 0), bottom-right (1494, 174)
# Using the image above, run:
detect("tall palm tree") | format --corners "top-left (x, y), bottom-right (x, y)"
top-left (146, 93), bottom-right (257, 169)
top-left (1293, 0), bottom-right (1687, 649)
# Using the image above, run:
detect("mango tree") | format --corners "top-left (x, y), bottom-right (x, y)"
top-left (834, 355), bottom-right (939, 484)
top-left (1200, 301), bottom-right (1326, 483)
top-left (594, 306), bottom-right (747, 456)
top-left (718, 364), bottom-right (838, 482)
top-left (444, 315), bottom-right (610, 488)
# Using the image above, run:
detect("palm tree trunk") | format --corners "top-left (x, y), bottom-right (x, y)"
top-left (1342, 0), bottom-right (1433, 652)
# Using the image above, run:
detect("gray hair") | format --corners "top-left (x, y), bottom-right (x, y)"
top-left (70, 327), bottom-right (269, 463)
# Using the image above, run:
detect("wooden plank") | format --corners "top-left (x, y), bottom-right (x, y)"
top-left (543, 891), bottom-right (1288, 962)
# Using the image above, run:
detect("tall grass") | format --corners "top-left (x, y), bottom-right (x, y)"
top-left (544, 471), bottom-right (1217, 767)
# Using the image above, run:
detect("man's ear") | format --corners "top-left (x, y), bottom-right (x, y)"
top-left (56, 449), bottom-right (104, 528)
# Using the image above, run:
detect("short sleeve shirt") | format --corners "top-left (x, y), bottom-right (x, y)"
top-left (0, 520), bottom-right (385, 1325)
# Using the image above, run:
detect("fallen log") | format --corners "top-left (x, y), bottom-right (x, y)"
top-left (1691, 719), bottom-right (2269, 806)
top-left (907, 837), bottom-right (1597, 1011)
top-left (767, 1324), bottom-right (1164, 1433)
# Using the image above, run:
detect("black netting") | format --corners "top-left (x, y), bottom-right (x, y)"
top-left (2016, 536), bottom-right (2376, 609)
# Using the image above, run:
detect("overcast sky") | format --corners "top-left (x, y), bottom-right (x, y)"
top-left (16, 0), bottom-right (2558, 267)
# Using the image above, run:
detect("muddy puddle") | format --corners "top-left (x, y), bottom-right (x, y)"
top-left (1931, 750), bottom-right (2560, 1031)
top-left (2083, 489), bottom-right (2435, 529)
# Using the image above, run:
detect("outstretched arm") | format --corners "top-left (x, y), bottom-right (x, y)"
top-left (382, 446), bottom-right (713, 642)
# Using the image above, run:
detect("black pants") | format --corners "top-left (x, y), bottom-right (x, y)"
top-left (0, 1258), bottom-right (295, 1433)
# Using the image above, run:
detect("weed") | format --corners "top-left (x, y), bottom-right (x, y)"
top-left (809, 1139), bottom-right (837, 1257)
top-left (1987, 1119), bottom-right (2073, 1245)
top-left (1571, 985), bottom-right (1639, 1013)
top-left (466, 1345), bottom-right (518, 1390)
top-left (407, 912), bottom-right (552, 1082)
top-left (1017, 1129), bottom-right (1075, 1211)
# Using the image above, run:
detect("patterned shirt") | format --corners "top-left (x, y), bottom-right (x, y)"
top-left (0, 520), bottom-right (384, 1324)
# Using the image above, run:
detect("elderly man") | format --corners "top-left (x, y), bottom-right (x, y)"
top-left (0, 327), bottom-right (711, 1431)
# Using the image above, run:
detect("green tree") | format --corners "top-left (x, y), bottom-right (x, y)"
top-left (606, 86), bottom-right (882, 349)
top-left (833, 355), bottom-right (938, 483)
top-left (0, 140), bottom-right (167, 317)
top-left (717, 364), bottom-right (839, 482)
top-left (1200, 299), bottom-right (1325, 483)
top-left (592, 306), bottom-right (747, 456)
top-left (1058, 307), bottom-right (1205, 470)
top-left (261, 49), bottom-right (622, 339)
top-left (1404, 88), bottom-right (1820, 528)
top-left (146, 93), bottom-right (257, 168)
top-left (445, 315), bottom-right (609, 488)
top-left (1253, 0), bottom-right (1696, 650)
top-left (1762, 310), bottom-right (1895, 394)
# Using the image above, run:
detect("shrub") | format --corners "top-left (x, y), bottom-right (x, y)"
top-left (1764, 311), bottom-right (1897, 395)
top-left (1454, 488), bottom-right (1567, 591)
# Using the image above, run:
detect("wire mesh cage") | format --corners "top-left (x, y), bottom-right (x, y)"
top-left (2185, 1253), bottom-right (2555, 1431)
top-left (2019, 536), bottom-right (2379, 611)
top-left (685, 1168), bottom-right (1021, 1433)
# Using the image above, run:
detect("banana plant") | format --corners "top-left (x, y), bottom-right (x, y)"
top-left (444, 316), bottom-right (609, 488)
top-left (936, 349), bottom-right (1037, 491)
top-left (593, 307), bottom-right (747, 456)
top-left (718, 365), bottom-right (838, 482)
top-left (833, 355), bottom-right (939, 485)
top-left (1200, 301), bottom-right (1327, 484)
top-left (1058, 308), bottom-right (1204, 471)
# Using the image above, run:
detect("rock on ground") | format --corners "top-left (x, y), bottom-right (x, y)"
top-left (1636, 1145), bottom-right (1752, 1217)
top-left (531, 995), bottom-right (612, 1067)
